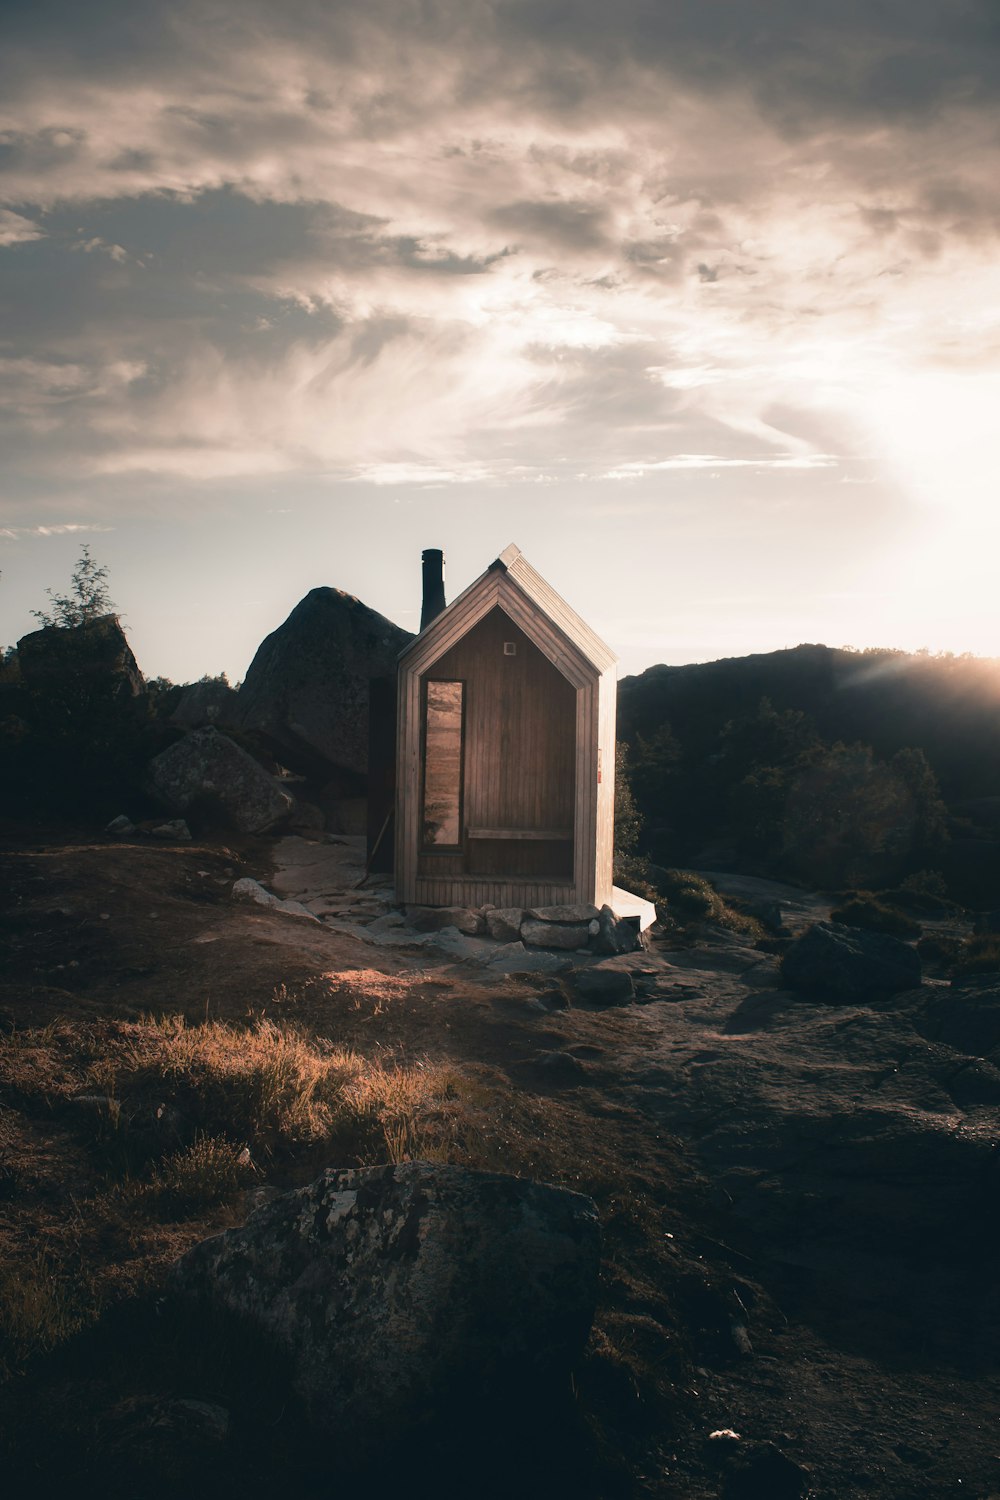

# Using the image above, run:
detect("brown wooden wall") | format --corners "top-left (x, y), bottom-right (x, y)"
top-left (417, 606), bottom-right (575, 880)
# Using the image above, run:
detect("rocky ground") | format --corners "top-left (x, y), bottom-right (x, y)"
top-left (1, 823), bottom-right (998, 1499)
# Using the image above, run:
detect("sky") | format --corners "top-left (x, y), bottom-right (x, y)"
top-left (2, 0), bottom-right (1000, 683)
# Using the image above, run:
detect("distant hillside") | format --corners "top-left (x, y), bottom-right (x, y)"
top-left (617, 644), bottom-right (1000, 899)
top-left (620, 644), bottom-right (1000, 802)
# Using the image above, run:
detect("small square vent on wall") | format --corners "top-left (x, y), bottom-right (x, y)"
top-left (503, 641), bottom-right (517, 656)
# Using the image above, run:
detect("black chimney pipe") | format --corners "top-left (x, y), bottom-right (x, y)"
top-left (420, 549), bottom-right (446, 631)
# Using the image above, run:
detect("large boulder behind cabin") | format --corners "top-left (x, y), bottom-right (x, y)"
top-left (5, 616), bottom-right (152, 816)
top-left (167, 677), bottom-right (240, 730)
top-left (146, 727), bottom-right (293, 833)
top-left (17, 615), bottom-right (145, 699)
top-left (172, 1162), bottom-right (600, 1447)
top-left (782, 920), bottom-right (921, 1002)
top-left (237, 588), bottom-right (413, 779)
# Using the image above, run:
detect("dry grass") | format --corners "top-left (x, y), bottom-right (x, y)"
top-left (0, 1010), bottom-right (491, 1373)
top-left (141, 1135), bottom-right (254, 1218)
top-left (0, 1013), bottom-right (476, 1168)
top-left (0, 1254), bottom-right (85, 1375)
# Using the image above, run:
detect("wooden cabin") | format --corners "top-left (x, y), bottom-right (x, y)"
top-left (395, 543), bottom-right (618, 910)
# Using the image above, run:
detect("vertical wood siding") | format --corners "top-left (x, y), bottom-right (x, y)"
top-left (413, 879), bottom-right (576, 908)
top-left (396, 555), bottom-right (618, 909)
top-left (421, 607), bottom-right (575, 881)
top-left (595, 669), bottom-right (617, 906)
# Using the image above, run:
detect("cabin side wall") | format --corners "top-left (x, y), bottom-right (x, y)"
top-left (395, 655), bottom-right (421, 903)
top-left (595, 668), bottom-right (618, 906)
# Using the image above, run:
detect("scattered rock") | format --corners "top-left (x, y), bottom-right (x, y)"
top-left (521, 918), bottom-right (591, 951)
top-left (146, 727), bottom-right (293, 834)
top-left (172, 1163), bottom-right (600, 1448)
top-left (486, 907), bottom-right (524, 943)
top-left (572, 967), bottom-right (636, 1006)
top-left (532, 1050), bottom-right (587, 1081)
top-left (408, 906), bottom-right (486, 935)
top-left (782, 921), bottom-right (921, 1001)
top-left (944, 1056), bottom-right (1000, 1107)
top-left (366, 912), bottom-right (407, 933)
top-left (485, 942), bottom-right (573, 975)
top-left (231, 877), bottom-right (319, 922)
top-left (592, 903), bottom-right (640, 956)
top-left (741, 898), bottom-right (785, 932)
top-left (908, 978), bottom-right (1000, 1058)
top-left (105, 813), bottom-right (135, 836)
top-left (741, 958), bottom-right (783, 989)
top-left (526, 903), bottom-right (601, 924)
top-left (425, 926), bottom-right (492, 960)
top-left (148, 819), bottom-right (192, 841)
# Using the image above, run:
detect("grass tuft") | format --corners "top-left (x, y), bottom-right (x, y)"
top-left (653, 870), bottom-right (764, 940)
top-left (830, 894), bottom-right (921, 938)
top-left (0, 1255), bottom-right (85, 1376)
top-left (143, 1135), bottom-right (254, 1218)
top-left (0, 1013), bottom-right (477, 1171)
top-left (955, 935), bottom-right (1000, 975)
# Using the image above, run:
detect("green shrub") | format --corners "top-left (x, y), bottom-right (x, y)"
top-left (899, 869), bottom-right (949, 899)
top-left (654, 870), bottom-right (763, 938)
top-left (830, 895), bottom-right (921, 938)
top-left (955, 936), bottom-right (1000, 975)
top-left (612, 852), bottom-right (659, 904)
top-left (916, 934), bottom-right (963, 969)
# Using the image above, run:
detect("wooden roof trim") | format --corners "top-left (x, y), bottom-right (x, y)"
top-left (403, 580), bottom-right (592, 689)
top-left (398, 557), bottom-right (500, 666)
top-left (400, 573), bottom-right (502, 673)
top-left (493, 583), bottom-right (592, 689)
top-left (398, 541), bottom-right (616, 677)
top-left (505, 550), bottom-right (617, 672)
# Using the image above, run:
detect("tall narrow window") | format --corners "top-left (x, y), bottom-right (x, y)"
top-left (422, 680), bottom-right (464, 846)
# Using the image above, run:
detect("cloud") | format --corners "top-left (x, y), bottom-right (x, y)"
top-left (0, 522), bottom-right (114, 538)
top-left (0, 1), bottom-right (997, 496)
top-left (603, 453), bottom-right (837, 479)
top-left (0, 209), bottom-right (44, 246)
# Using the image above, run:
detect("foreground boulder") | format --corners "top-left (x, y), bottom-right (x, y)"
top-left (237, 588), bottom-right (412, 778)
top-left (172, 1163), bottom-right (599, 1446)
top-left (146, 727), bottom-right (293, 833)
top-left (782, 921), bottom-right (921, 1001)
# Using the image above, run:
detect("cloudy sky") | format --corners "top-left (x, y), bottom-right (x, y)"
top-left (2, 0), bottom-right (999, 681)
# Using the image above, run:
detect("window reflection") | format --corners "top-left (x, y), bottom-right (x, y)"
top-left (423, 680), bottom-right (463, 845)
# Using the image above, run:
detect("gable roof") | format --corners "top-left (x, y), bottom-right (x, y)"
top-left (398, 542), bottom-right (617, 682)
